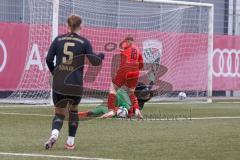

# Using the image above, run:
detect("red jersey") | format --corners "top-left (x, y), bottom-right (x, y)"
top-left (119, 43), bottom-right (143, 71)
top-left (112, 41), bottom-right (143, 88)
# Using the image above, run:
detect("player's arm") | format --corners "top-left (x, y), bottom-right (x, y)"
top-left (138, 51), bottom-right (144, 70)
top-left (85, 40), bottom-right (104, 66)
top-left (46, 38), bottom-right (57, 75)
top-left (100, 110), bottom-right (116, 118)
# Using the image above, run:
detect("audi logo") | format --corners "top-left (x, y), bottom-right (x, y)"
top-left (212, 48), bottom-right (240, 77)
top-left (0, 40), bottom-right (7, 72)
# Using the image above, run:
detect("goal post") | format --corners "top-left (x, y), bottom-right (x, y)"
top-left (140, 0), bottom-right (214, 102)
top-left (142, 0), bottom-right (214, 7)
top-left (52, 0), bottom-right (59, 41)
top-left (50, 0), bottom-right (60, 105)
top-left (207, 4), bottom-right (214, 101)
top-left (148, 0), bottom-right (214, 102)
top-left (0, 0), bottom-right (214, 104)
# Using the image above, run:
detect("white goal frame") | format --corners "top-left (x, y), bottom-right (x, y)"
top-left (51, 0), bottom-right (214, 103)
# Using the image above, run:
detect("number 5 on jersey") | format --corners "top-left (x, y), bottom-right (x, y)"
top-left (63, 42), bottom-right (75, 65)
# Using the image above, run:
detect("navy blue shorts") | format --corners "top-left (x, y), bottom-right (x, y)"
top-left (52, 91), bottom-right (81, 107)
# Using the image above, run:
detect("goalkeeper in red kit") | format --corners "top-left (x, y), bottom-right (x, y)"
top-left (101, 36), bottom-right (144, 119)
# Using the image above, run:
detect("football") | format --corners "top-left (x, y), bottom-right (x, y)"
top-left (178, 92), bottom-right (187, 100)
top-left (116, 107), bottom-right (128, 118)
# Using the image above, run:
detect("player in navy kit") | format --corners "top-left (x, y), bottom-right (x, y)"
top-left (45, 15), bottom-right (104, 150)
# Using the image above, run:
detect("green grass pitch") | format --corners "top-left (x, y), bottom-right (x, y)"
top-left (0, 101), bottom-right (240, 160)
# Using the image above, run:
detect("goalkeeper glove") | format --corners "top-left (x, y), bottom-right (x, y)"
top-left (98, 53), bottom-right (105, 60)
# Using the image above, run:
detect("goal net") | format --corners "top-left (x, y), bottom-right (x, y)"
top-left (1, 0), bottom-right (213, 104)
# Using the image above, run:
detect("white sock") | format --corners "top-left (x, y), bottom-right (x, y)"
top-left (51, 129), bottom-right (59, 139)
top-left (67, 136), bottom-right (75, 145)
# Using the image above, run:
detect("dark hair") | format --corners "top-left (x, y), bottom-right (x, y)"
top-left (67, 15), bottom-right (82, 32)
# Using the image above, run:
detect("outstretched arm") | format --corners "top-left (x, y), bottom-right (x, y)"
top-left (85, 41), bottom-right (104, 66)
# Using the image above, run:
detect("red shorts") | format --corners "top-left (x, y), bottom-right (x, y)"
top-left (112, 70), bottom-right (139, 89)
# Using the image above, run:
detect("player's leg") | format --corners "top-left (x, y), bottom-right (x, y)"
top-left (45, 92), bottom-right (69, 150)
top-left (108, 80), bottom-right (121, 111)
top-left (100, 83), bottom-right (119, 118)
top-left (127, 87), bottom-right (138, 117)
top-left (65, 96), bottom-right (81, 150)
top-left (126, 78), bottom-right (143, 119)
top-left (78, 105), bottom-right (108, 118)
top-left (101, 72), bottom-right (124, 118)
top-left (108, 68), bottom-right (127, 110)
top-left (90, 105), bottom-right (109, 116)
top-left (126, 78), bottom-right (139, 109)
top-left (100, 81), bottom-right (121, 118)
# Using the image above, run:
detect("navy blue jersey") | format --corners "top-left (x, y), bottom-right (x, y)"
top-left (46, 33), bottom-right (102, 88)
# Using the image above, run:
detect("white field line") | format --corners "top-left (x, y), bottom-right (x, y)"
top-left (147, 101), bottom-right (240, 105)
top-left (142, 116), bottom-right (240, 121)
top-left (191, 116), bottom-right (240, 120)
top-left (216, 102), bottom-right (240, 104)
top-left (0, 112), bottom-right (52, 117)
top-left (0, 152), bottom-right (117, 160)
top-left (114, 116), bottom-right (240, 121)
top-left (0, 105), bottom-right (52, 108)
top-left (146, 102), bottom-right (210, 105)
top-left (0, 104), bottom-right (101, 108)
top-left (0, 101), bottom-right (239, 108)
top-left (0, 112), bottom-right (240, 121)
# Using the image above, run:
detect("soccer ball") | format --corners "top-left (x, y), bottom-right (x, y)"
top-left (116, 107), bottom-right (128, 118)
top-left (178, 92), bottom-right (187, 100)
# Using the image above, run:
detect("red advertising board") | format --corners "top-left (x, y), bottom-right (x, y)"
top-left (0, 23), bottom-right (29, 90)
top-left (0, 22), bottom-right (239, 91)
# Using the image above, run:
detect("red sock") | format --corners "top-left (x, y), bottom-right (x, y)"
top-left (78, 111), bottom-right (89, 117)
top-left (129, 94), bottom-right (139, 110)
top-left (108, 93), bottom-right (117, 110)
top-left (128, 107), bottom-right (134, 118)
